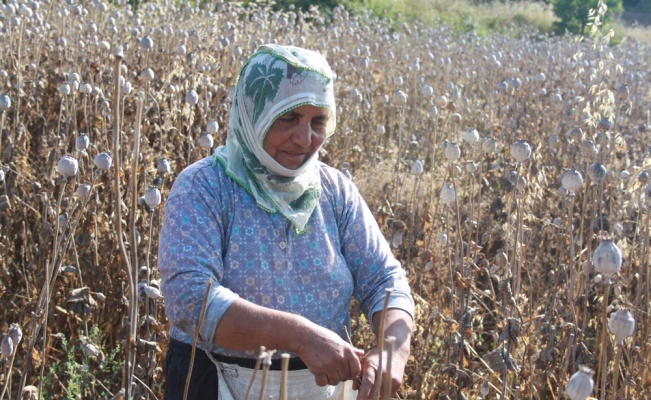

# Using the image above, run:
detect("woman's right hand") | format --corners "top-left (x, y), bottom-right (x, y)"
top-left (294, 321), bottom-right (364, 387)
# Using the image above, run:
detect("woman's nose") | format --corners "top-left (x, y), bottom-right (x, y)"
top-left (292, 123), bottom-right (312, 147)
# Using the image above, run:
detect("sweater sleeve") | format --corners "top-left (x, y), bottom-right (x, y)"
top-left (322, 166), bottom-right (414, 323)
top-left (159, 162), bottom-right (240, 344)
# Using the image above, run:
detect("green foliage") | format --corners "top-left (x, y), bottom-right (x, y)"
top-left (623, 0), bottom-right (651, 12)
top-left (39, 327), bottom-right (124, 399)
top-left (551, 0), bottom-right (623, 35)
top-left (241, 0), bottom-right (340, 12)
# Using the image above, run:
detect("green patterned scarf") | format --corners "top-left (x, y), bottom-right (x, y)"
top-left (214, 44), bottom-right (336, 233)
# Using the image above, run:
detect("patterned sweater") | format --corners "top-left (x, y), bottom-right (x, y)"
top-left (159, 156), bottom-right (414, 358)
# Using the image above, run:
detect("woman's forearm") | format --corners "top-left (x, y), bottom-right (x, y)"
top-left (212, 297), bottom-right (308, 353)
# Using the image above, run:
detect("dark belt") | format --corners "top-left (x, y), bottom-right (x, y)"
top-left (213, 352), bottom-right (308, 371)
top-left (170, 338), bottom-right (307, 371)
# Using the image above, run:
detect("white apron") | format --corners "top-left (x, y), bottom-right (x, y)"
top-left (208, 352), bottom-right (357, 400)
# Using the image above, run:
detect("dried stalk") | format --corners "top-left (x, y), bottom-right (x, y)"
top-left (244, 347), bottom-right (266, 400)
top-left (373, 288), bottom-right (393, 400)
top-left (279, 353), bottom-right (290, 400)
top-left (257, 351), bottom-right (274, 400)
top-left (382, 336), bottom-right (396, 400)
top-left (183, 278), bottom-right (213, 400)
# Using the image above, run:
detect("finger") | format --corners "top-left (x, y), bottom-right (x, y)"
top-left (356, 366), bottom-right (376, 400)
top-left (348, 352), bottom-right (362, 380)
top-left (314, 373), bottom-right (328, 387)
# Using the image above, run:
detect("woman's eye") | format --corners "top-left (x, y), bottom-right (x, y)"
top-left (312, 119), bottom-right (327, 128)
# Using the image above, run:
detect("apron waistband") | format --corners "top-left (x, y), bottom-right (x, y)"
top-left (169, 338), bottom-right (308, 371)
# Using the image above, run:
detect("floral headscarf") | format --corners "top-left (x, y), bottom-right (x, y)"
top-left (213, 44), bottom-right (336, 233)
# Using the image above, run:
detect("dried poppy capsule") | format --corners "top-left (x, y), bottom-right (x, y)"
top-left (444, 142), bottom-right (460, 162)
top-left (93, 152), bottom-right (112, 171)
top-left (144, 187), bottom-right (161, 209)
top-left (157, 158), bottom-right (171, 174)
top-left (206, 120), bottom-right (219, 134)
top-left (465, 161), bottom-right (478, 174)
top-left (481, 137), bottom-right (497, 154)
top-left (440, 183), bottom-right (456, 206)
top-left (7, 323), bottom-right (22, 346)
top-left (0, 94), bottom-right (10, 110)
top-left (199, 133), bottom-right (214, 150)
top-left (141, 68), bottom-right (154, 82)
top-left (57, 155), bottom-right (78, 179)
top-left (516, 176), bottom-right (527, 191)
top-left (76, 133), bottom-right (90, 150)
top-left (434, 95), bottom-right (447, 107)
top-left (76, 183), bottom-right (91, 199)
top-left (592, 239), bottom-right (622, 280)
top-left (79, 83), bottom-right (92, 94)
top-left (58, 83), bottom-right (71, 96)
top-left (566, 367), bottom-right (594, 400)
top-left (608, 308), bottom-right (635, 344)
top-left (391, 90), bottom-right (407, 106)
top-left (511, 139), bottom-right (531, 163)
top-left (587, 163), bottom-right (607, 182)
top-left (1, 336), bottom-right (13, 360)
top-left (410, 160), bottom-right (423, 175)
top-left (185, 89), bottom-right (199, 106)
top-left (140, 36), bottom-right (153, 51)
top-left (561, 169), bottom-right (583, 194)
top-left (580, 139), bottom-right (597, 159)
top-left (463, 128), bottom-right (479, 144)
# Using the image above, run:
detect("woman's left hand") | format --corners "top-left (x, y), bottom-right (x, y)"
top-left (353, 309), bottom-right (413, 400)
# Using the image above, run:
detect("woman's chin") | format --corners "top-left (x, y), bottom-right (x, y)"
top-left (277, 154), bottom-right (307, 170)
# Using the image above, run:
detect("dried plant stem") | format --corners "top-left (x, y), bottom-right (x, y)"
top-left (17, 170), bottom-right (98, 396)
top-left (183, 278), bottom-right (213, 400)
top-left (393, 105), bottom-right (404, 206)
top-left (642, 211), bottom-right (651, 339)
top-left (0, 343), bottom-right (18, 400)
top-left (598, 281), bottom-right (610, 400)
top-left (111, 54), bottom-right (136, 398)
top-left (373, 288), bottom-right (393, 400)
top-left (0, 110), bottom-right (6, 166)
top-left (443, 203), bottom-right (456, 370)
top-left (244, 348), bottom-right (266, 400)
top-left (382, 336), bottom-right (395, 400)
top-left (512, 170), bottom-right (523, 299)
top-left (279, 353), bottom-right (290, 400)
top-left (612, 341), bottom-right (622, 400)
top-left (257, 352), bottom-right (274, 400)
top-left (36, 176), bottom-right (68, 397)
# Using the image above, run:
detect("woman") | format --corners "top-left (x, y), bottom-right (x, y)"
top-left (159, 44), bottom-right (414, 400)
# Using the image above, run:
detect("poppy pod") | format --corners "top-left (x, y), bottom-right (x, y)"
top-left (444, 142), bottom-right (461, 162)
top-left (440, 183), bottom-right (456, 206)
top-left (592, 239), bottom-right (622, 279)
top-left (608, 308), bottom-right (635, 344)
top-left (144, 187), bottom-right (162, 208)
top-left (0, 94), bottom-right (10, 110)
top-left (566, 368), bottom-right (594, 400)
top-left (561, 169), bottom-right (583, 193)
top-left (93, 152), bottom-right (112, 171)
top-left (57, 155), bottom-right (78, 178)
top-left (463, 128), bottom-right (479, 144)
top-left (511, 139), bottom-right (531, 163)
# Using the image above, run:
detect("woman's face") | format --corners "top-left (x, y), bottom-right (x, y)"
top-left (263, 105), bottom-right (330, 170)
